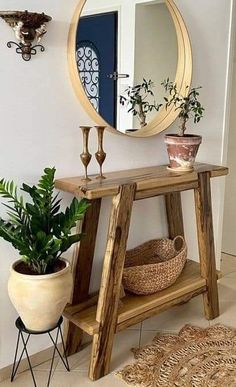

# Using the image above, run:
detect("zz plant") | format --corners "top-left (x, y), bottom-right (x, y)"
top-left (0, 167), bottom-right (89, 275)
top-left (162, 79), bottom-right (205, 136)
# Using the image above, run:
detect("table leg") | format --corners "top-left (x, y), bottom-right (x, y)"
top-left (194, 172), bottom-right (219, 320)
top-left (165, 192), bottom-right (185, 238)
top-left (89, 184), bottom-right (136, 380)
top-left (64, 198), bottom-right (101, 356)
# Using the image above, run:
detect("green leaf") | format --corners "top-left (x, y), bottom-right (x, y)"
top-left (0, 168), bottom-right (90, 274)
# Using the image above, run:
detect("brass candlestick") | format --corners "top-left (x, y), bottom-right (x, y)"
top-left (95, 126), bottom-right (106, 180)
top-left (80, 126), bottom-right (92, 182)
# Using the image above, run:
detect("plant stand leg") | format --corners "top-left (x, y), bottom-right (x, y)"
top-left (89, 184), bottom-right (136, 381)
top-left (11, 331), bottom-right (21, 382)
top-left (11, 332), bottom-right (31, 382)
top-left (165, 192), bottom-right (185, 238)
top-left (48, 326), bottom-right (70, 372)
top-left (64, 199), bottom-right (101, 356)
top-left (46, 327), bottom-right (60, 387)
top-left (194, 172), bottom-right (219, 320)
top-left (20, 332), bottom-right (37, 387)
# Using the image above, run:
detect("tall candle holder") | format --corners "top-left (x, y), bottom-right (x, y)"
top-left (95, 126), bottom-right (106, 180)
top-left (80, 126), bottom-right (92, 182)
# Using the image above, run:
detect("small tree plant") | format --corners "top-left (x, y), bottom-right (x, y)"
top-left (0, 167), bottom-right (89, 275)
top-left (120, 78), bottom-right (162, 128)
top-left (162, 79), bottom-right (205, 136)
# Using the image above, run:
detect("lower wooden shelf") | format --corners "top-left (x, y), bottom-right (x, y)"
top-left (63, 260), bottom-right (221, 336)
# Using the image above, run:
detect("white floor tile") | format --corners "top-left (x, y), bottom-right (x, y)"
top-left (0, 370), bottom-right (49, 387)
top-left (221, 253), bottom-right (236, 275)
top-left (33, 356), bottom-right (59, 371)
top-left (51, 370), bottom-right (126, 387)
top-left (127, 323), bottom-right (141, 330)
top-left (210, 300), bottom-right (236, 326)
top-left (56, 329), bottom-right (140, 373)
top-left (110, 328), bottom-right (141, 371)
top-left (142, 295), bottom-right (210, 332)
top-left (209, 271), bottom-right (236, 326)
top-left (140, 330), bottom-right (159, 347)
top-left (56, 342), bottom-right (91, 371)
top-left (218, 271), bottom-right (236, 300)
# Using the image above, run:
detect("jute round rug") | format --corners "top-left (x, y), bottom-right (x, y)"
top-left (117, 324), bottom-right (236, 387)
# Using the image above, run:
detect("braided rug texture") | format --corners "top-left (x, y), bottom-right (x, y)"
top-left (117, 324), bottom-right (236, 387)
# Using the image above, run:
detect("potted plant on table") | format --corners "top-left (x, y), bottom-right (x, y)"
top-left (120, 78), bottom-right (162, 128)
top-left (162, 79), bottom-right (205, 172)
top-left (0, 167), bottom-right (89, 331)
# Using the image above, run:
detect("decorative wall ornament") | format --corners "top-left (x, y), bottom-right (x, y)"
top-left (0, 10), bottom-right (52, 61)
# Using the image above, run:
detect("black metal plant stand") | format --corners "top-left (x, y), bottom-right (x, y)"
top-left (11, 316), bottom-right (70, 387)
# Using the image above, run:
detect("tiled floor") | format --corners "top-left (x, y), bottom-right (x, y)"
top-left (1, 253), bottom-right (236, 387)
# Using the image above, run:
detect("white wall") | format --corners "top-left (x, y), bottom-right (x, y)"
top-left (0, 0), bottom-right (233, 369)
top-left (222, 25), bottom-right (236, 254)
top-left (134, 2), bottom-right (177, 126)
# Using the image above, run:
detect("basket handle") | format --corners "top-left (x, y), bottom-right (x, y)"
top-left (173, 235), bottom-right (185, 252)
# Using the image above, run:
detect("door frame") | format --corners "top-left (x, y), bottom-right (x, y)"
top-left (80, 6), bottom-right (121, 129)
top-left (220, 0), bottom-right (236, 257)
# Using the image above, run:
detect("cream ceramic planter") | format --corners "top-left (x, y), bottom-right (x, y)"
top-left (8, 258), bottom-right (72, 332)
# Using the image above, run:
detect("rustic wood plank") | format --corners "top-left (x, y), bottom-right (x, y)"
top-left (165, 192), bottom-right (185, 238)
top-left (71, 199), bottom-right (101, 303)
top-left (117, 260), bottom-right (207, 323)
top-left (64, 199), bottom-right (101, 356)
top-left (62, 260), bottom-right (222, 336)
top-left (135, 181), bottom-right (198, 200)
top-left (194, 172), bottom-right (219, 320)
top-left (64, 295), bottom-right (99, 336)
top-left (117, 287), bottom-right (207, 332)
top-left (62, 260), bottom-right (220, 336)
top-left (89, 184), bottom-right (136, 380)
top-left (55, 164), bottom-right (228, 200)
top-left (64, 294), bottom-right (98, 317)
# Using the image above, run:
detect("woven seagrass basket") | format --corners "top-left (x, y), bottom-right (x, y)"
top-left (122, 236), bottom-right (187, 295)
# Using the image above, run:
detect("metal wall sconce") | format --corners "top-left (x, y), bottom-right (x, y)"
top-left (0, 10), bottom-right (52, 61)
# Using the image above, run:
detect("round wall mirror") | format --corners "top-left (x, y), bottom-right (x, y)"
top-left (68, 0), bottom-right (192, 137)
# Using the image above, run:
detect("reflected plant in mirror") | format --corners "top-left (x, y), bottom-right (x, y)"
top-left (162, 79), bottom-right (204, 136)
top-left (162, 79), bottom-right (205, 172)
top-left (119, 79), bottom-right (162, 128)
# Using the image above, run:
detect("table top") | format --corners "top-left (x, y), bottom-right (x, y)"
top-left (55, 163), bottom-right (228, 200)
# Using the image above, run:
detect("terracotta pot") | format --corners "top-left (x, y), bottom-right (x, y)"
top-left (8, 258), bottom-right (72, 332)
top-left (165, 134), bottom-right (202, 172)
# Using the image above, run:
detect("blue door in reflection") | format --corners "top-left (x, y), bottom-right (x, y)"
top-left (76, 12), bottom-right (118, 127)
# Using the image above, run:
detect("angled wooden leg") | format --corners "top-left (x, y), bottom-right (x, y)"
top-left (165, 192), bottom-right (185, 238)
top-left (165, 192), bottom-right (189, 304)
top-left (64, 198), bottom-right (101, 356)
top-left (89, 184), bottom-right (136, 381)
top-left (194, 172), bottom-right (219, 320)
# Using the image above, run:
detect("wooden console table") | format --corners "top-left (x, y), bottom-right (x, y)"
top-left (55, 163), bottom-right (228, 381)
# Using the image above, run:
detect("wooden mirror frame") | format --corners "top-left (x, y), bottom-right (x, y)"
top-left (68, 0), bottom-right (192, 137)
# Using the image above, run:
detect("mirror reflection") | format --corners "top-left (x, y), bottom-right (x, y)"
top-left (76, 0), bottom-right (178, 134)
